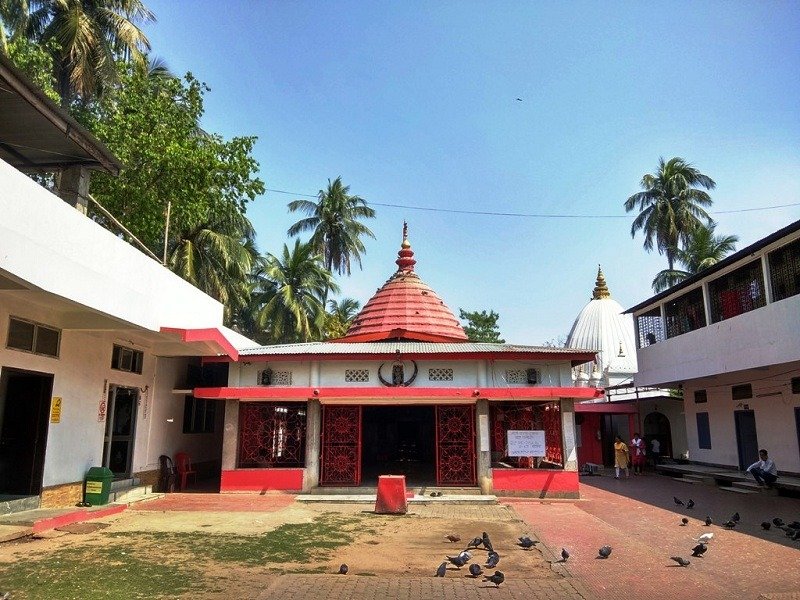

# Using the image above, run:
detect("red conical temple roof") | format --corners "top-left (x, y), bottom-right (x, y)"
top-left (337, 223), bottom-right (468, 343)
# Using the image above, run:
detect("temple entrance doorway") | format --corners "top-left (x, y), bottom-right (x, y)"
top-left (361, 406), bottom-right (436, 485)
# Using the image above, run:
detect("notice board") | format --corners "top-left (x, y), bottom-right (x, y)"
top-left (507, 430), bottom-right (546, 457)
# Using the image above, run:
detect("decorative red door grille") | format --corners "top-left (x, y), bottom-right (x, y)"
top-left (238, 403), bottom-right (307, 468)
top-left (490, 402), bottom-right (563, 466)
top-left (320, 405), bottom-right (361, 486)
top-left (435, 405), bottom-right (476, 486)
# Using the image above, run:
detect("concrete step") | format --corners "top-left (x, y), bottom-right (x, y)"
top-left (719, 486), bottom-right (758, 494)
top-left (109, 485), bottom-right (163, 505)
top-left (672, 477), bottom-right (695, 484)
top-left (683, 474), bottom-right (717, 485)
top-left (1, 495), bottom-right (40, 516)
top-left (731, 481), bottom-right (779, 495)
top-left (298, 494), bottom-right (497, 505)
top-left (110, 477), bottom-right (140, 492)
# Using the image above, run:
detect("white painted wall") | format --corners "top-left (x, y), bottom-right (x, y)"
top-left (0, 158), bottom-right (223, 332)
top-left (682, 362), bottom-right (800, 473)
top-left (0, 297), bottom-right (222, 487)
top-left (232, 358), bottom-right (573, 391)
top-left (637, 397), bottom-right (688, 460)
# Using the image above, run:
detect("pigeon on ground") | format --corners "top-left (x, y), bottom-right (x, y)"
top-left (466, 537), bottom-right (483, 550)
top-left (485, 551), bottom-right (500, 569)
top-left (561, 548), bottom-right (570, 562)
top-left (723, 520), bottom-right (736, 529)
top-left (483, 571), bottom-right (505, 587)
top-left (681, 518), bottom-right (689, 526)
top-left (674, 496), bottom-right (684, 506)
top-left (446, 534), bottom-right (461, 543)
top-left (705, 516), bottom-right (713, 526)
top-left (792, 530), bottom-right (800, 541)
top-left (446, 553), bottom-right (469, 568)
top-left (732, 512), bottom-right (740, 523)
top-left (468, 563), bottom-right (483, 578)
top-left (686, 499), bottom-right (695, 509)
top-left (518, 536), bottom-right (537, 549)
top-left (670, 556), bottom-right (691, 567)
top-left (773, 518), bottom-right (784, 527)
top-left (789, 521), bottom-right (800, 530)
top-left (761, 522), bottom-right (771, 531)
top-left (482, 531), bottom-right (494, 552)
top-left (691, 543), bottom-right (707, 557)
top-left (598, 545), bottom-right (612, 559)
top-left (694, 533), bottom-right (714, 544)
top-left (337, 564), bottom-right (348, 575)
top-left (435, 562), bottom-right (448, 577)
top-left (784, 528), bottom-right (798, 539)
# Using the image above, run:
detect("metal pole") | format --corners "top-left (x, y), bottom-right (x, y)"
top-left (87, 194), bottom-right (161, 263)
top-left (163, 200), bottom-right (172, 264)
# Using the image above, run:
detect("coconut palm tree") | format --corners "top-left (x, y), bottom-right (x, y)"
top-left (287, 176), bottom-right (376, 282)
top-left (651, 223), bottom-right (739, 292)
top-left (624, 157), bottom-right (716, 270)
top-left (24, 0), bottom-right (154, 105)
top-left (0, 0), bottom-right (27, 52)
top-left (167, 208), bottom-right (257, 323)
top-left (255, 239), bottom-right (339, 344)
top-left (324, 297), bottom-right (361, 339)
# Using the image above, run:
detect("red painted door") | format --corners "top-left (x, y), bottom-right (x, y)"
top-left (435, 405), bottom-right (476, 486)
top-left (320, 405), bottom-right (361, 486)
top-left (577, 413), bottom-right (603, 466)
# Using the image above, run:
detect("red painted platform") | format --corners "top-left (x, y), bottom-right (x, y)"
top-left (27, 504), bottom-right (127, 534)
top-left (220, 468), bottom-right (304, 492)
top-left (492, 469), bottom-right (579, 498)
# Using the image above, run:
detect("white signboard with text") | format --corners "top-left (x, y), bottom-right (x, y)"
top-left (507, 430), bottom-right (546, 457)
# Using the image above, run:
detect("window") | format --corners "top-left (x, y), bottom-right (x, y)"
top-left (111, 344), bottom-right (144, 374)
top-left (709, 260), bottom-right (766, 323)
top-left (258, 369), bottom-right (292, 385)
top-left (694, 390), bottom-right (708, 404)
top-left (636, 307), bottom-right (665, 348)
top-left (345, 369), bottom-right (370, 382)
top-left (237, 403), bottom-right (307, 468)
top-left (664, 287), bottom-right (706, 338)
top-left (6, 317), bottom-right (60, 358)
top-left (696, 412), bottom-right (711, 449)
top-left (183, 396), bottom-right (216, 433)
top-left (505, 370), bottom-right (527, 384)
top-left (428, 368), bottom-right (454, 381)
top-left (489, 402), bottom-right (563, 468)
top-left (768, 237), bottom-right (800, 303)
top-left (732, 384), bottom-right (753, 400)
top-left (792, 377), bottom-right (800, 394)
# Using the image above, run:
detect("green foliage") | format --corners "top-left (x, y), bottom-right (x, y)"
top-left (75, 63), bottom-right (264, 257)
top-left (324, 297), bottom-right (361, 339)
top-left (287, 176), bottom-right (376, 278)
top-left (3, 36), bottom-right (59, 101)
top-left (255, 239), bottom-right (340, 344)
top-left (624, 157), bottom-right (715, 270)
top-left (459, 308), bottom-right (505, 343)
top-left (651, 222), bottom-right (739, 292)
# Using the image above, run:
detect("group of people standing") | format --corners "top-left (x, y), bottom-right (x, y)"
top-left (613, 433), bottom-right (660, 479)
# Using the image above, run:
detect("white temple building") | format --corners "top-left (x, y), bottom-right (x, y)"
top-left (566, 267), bottom-right (687, 468)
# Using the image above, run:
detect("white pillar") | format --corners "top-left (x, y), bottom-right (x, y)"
top-left (560, 398), bottom-right (578, 472)
top-left (475, 399), bottom-right (492, 494)
top-left (304, 399), bottom-right (321, 491)
top-left (221, 400), bottom-right (239, 471)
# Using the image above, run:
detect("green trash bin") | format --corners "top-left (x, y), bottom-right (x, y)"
top-left (84, 467), bottom-right (114, 506)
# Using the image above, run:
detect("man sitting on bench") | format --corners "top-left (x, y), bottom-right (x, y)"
top-left (746, 449), bottom-right (778, 488)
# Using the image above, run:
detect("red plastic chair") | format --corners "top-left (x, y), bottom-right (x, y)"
top-left (174, 452), bottom-right (197, 491)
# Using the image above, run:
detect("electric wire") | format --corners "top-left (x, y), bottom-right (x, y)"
top-left (265, 188), bottom-right (800, 219)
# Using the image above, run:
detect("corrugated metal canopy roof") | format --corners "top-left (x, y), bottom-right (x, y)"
top-left (0, 53), bottom-right (121, 174)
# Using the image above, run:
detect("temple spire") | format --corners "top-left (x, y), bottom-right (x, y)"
top-left (395, 221), bottom-right (416, 272)
top-left (592, 265), bottom-right (611, 299)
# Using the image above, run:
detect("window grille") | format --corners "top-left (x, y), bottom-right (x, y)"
top-left (272, 371), bottom-right (292, 385)
top-left (709, 259), bottom-right (766, 323)
top-left (636, 307), bottom-right (665, 348)
top-left (428, 368), bottom-right (454, 381)
top-left (664, 287), bottom-right (706, 338)
top-left (183, 396), bottom-right (216, 434)
top-left (505, 369), bottom-right (527, 384)
top-left (6, 317), bottom-right (61, 358)
top-left (768, 237), bottom-right (800, 303)
top-left (731, 384), bottom-right (752, 400)
top-left (345, 369), bottom-right (370, 382)
top-left (694, 389), bottom-right (707, 404)
top-left (238, 403), bottom-right (307, 468)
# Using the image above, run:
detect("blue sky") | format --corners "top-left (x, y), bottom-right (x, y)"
top-left (143, 1), bottom-right (799, 344)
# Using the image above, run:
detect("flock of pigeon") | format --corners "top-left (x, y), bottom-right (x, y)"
top-left (332, 493), bottom-right (800, 586)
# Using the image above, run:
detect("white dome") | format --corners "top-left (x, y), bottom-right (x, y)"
top-left (566, 267), bottom-right (637, 385)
